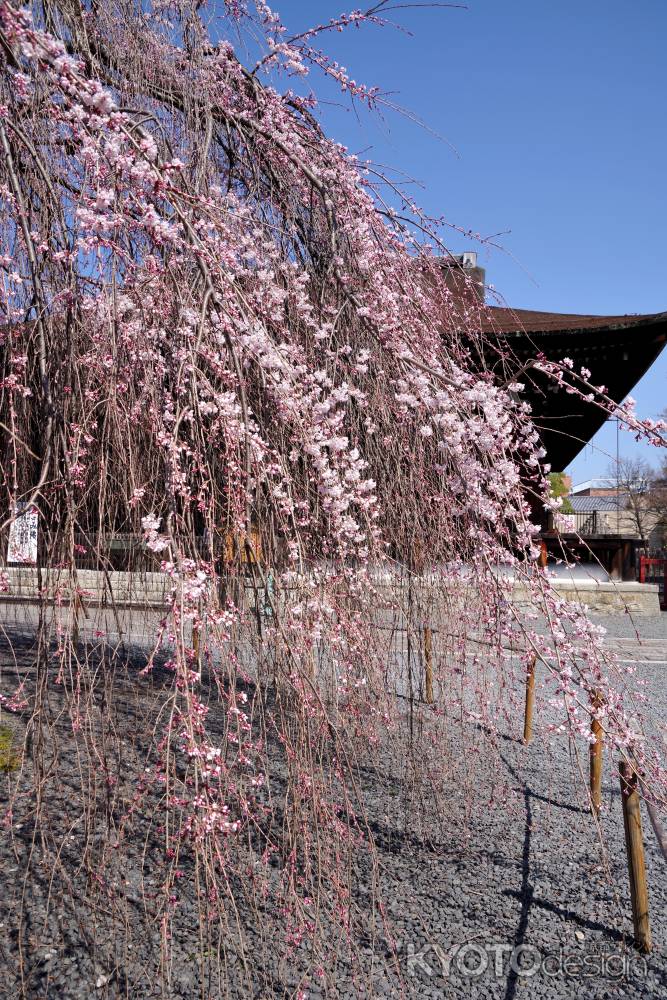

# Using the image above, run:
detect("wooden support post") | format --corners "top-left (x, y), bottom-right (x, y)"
top-left (611, 544), bottom-right (623, 581)
top-left (72, 596), bottom-right (80, 649)
top-left (192, 623), bottom-right (200, 667)
top-left (423, 625), bottom-right (433, 705)
top-left (539, 539), bottom-right (548, 569)
top-left (523, 655), bottom-right (536, 745)
top-left (619, 759), bottom-right (652, 953)
top-left (72, 591), bottom-right (87, 648)
top-left (590, 691), bottom-right (604, 815)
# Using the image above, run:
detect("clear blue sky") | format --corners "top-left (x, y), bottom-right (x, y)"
top-left (241, 1), bottom-right (667, 483)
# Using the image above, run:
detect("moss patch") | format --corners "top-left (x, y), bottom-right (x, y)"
top-left (0, 722), bottom-right (20, 773)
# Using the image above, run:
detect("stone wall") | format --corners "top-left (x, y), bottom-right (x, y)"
top-left (1, 567), bottom-right (170, 607)
top-left (513, 579), bottom-right (661, 615)
top-left (1, 567), bottom-right (661, 616)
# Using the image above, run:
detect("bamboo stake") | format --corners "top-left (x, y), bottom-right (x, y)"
top-left (590, 690), bottom-right (604, 815)
top-left (423, 625), bottom-right (433, 704)
top-left (521, 540), bottom-right (546, 744)
top-left (619, 759), bottom-right (652, 953)
top-left (523, 654), bottom-right (536, 745)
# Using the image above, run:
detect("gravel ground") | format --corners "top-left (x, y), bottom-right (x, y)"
top-left (0, 611), bottom-right (665, 999)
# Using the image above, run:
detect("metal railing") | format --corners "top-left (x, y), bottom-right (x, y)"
top-left (549, 511), bottom-right (622, 536)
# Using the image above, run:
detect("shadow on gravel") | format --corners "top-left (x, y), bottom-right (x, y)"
top-left (526, 788), bottom-right (589, 816)
top-left (499, 750), bottom-right (632, 1000)
top-left (503, 772), bottom-right (533, 1000)
top-left (501, 887), bottom-right (625, 942)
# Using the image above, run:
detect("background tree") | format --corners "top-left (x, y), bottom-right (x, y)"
top-left (605, 456), bottom-right (667, 548)
top-left (548, 471), bottom-right (574, 513)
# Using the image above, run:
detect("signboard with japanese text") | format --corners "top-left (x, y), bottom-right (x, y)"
top-left (7, 503), bottom-right (38, 565)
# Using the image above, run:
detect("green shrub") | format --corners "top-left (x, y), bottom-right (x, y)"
top-left (549, 472), bottom-right (574, 514)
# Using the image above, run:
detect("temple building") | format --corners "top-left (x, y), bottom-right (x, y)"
top-left (443, 253), bottom-right (667, 585)
top-left (481, 304), bottom-right (667, 474)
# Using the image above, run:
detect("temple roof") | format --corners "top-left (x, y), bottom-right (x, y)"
top-left (481, 307), bottom-right (667, 335)
top-left (436, 256), bottom-right (666, 470)
top-left (478, 307), bottom-right (667, 471)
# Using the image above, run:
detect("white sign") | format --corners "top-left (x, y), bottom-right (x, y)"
top-left (7, 503), bottom-right (38, 565)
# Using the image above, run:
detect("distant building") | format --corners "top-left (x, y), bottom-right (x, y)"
top-left (572, 479), bottom-right (642, 497)
top-left (566, 493), bottom-right (663, 545)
